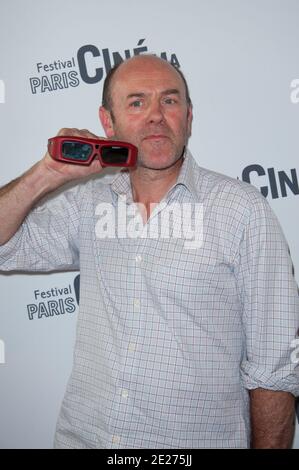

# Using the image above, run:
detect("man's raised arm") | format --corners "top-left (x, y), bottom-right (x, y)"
top-left (0, 128), bottom-right (103, 245)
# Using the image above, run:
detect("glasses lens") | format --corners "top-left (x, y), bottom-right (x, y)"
top-left (62, 141), bottom-right (93, 162)
top-left (101, 145), bottom-right (129, 164)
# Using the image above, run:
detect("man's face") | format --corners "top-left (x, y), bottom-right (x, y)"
top-left (100, 58), bottom-right (192, 170)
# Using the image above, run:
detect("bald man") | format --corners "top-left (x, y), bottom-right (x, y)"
top-left (0, 56), bottom-right (298, 449)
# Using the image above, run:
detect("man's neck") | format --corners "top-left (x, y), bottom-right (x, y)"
top-left (129, 156), bottom-right (184, 221)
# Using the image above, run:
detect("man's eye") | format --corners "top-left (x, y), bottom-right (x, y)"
top-left (130, 100), bottom-right (143, 108)
top-left (164, 98), bottom-right (177, 105)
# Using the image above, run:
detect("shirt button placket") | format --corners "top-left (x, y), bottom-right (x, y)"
top-left (133, 253), bottom-right (142, 311)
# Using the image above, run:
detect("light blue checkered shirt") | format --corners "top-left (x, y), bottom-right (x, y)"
top-left (1, 150), bottom-right (298, 448)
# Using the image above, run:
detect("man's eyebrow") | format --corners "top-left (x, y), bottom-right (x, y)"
top-left (126, 89), bottom-right (181, 100)
top-left (161, 88), bottom-right (181, 96)
top-left (126, 92), bottom-right (146, 99)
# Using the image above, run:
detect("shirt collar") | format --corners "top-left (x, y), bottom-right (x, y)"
top-left (110, 148), bottom-right (199, 202)
top-left (172, 148), bottom-right (199, 199)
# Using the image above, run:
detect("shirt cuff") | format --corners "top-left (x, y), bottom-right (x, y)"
top-left (0, 227), bottom-right (23, 267)
top-left (240, 359), bottom-right (299, 397)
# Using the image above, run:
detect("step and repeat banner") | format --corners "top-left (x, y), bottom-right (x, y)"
top-left (0, 0), bottom-right (298, 448)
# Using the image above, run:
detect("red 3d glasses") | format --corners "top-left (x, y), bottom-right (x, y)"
top-left (48, 136), bottom-right (138, 167)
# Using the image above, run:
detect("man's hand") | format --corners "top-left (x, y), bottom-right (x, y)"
top-left (250, 388), bottom-right (295, 448)
top-left (41, 128), bottom-right (105, 188)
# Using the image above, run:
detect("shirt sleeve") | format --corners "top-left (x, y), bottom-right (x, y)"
top-left (235, 190), bottom-right (299, 396)
top-left (0, 182), bottom-right (85, 272)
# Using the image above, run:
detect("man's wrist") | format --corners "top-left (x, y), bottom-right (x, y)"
top-left (21, 159), bottom-right (66, 201)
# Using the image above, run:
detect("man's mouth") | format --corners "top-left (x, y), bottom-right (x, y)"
top-left (143, 134), bottom-right (169, 141)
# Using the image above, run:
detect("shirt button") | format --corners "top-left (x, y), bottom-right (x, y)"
top-left (128, 342), bottom-right (136, 352)
top-left (112, 435), bottom-right (120, 444)
top-left (121, 389), bottom-right (129, 398)
top-left (135, 254), bottom-right (142, 263)
top-left (133, 298), bottom-right (140, 308)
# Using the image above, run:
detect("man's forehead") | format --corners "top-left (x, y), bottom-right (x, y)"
top-left (117, 55), bottom-right (182, 78)
top-left (112, 67), bottom-right (185, 94)
top-left (117, 74), bottom-right (182, 86)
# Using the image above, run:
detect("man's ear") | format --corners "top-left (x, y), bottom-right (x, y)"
top-left (187, 105), bottom-right (193, 138)
top-left (99, 106), bottom-right (115, 138)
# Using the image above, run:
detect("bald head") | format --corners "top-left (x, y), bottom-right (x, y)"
top-left (102, 55), bottom-right (192, 117)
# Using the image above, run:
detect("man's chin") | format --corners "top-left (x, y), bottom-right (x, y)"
top-left (136, 153), bottom-right (184, 171)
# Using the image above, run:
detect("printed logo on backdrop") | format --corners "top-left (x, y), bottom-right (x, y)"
top-left (29, 39), bottom-right (180, 95)
top-left (240, 165), bottom-right (299, 200)
top-left (27, 274), bottom-right (80, 320)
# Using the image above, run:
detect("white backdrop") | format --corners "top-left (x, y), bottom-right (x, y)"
top-left (0, 0), bottom-right (298, 448)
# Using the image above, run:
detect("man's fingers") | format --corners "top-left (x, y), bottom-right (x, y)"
top-left (56, 128), bottom-right (104, 140)
top-left (57, 128), bottom-right (76, 136)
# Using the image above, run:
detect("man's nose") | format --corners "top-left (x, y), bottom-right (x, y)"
top-left (147, 100), bottom-right (164, 124)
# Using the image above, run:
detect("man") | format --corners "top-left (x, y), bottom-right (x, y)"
top-left (0, 55), bottom-right (298, 448)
